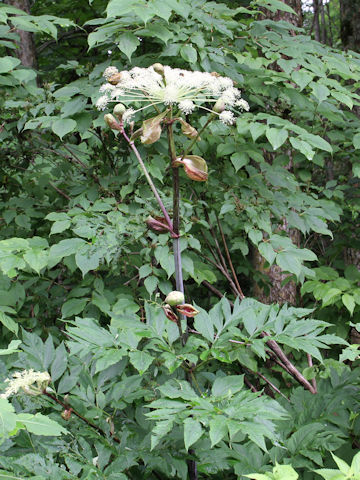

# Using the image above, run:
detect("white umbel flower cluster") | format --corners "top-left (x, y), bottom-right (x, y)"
top-left (95, 64), bottom-right (249, 123)
top-left (0, 369), bottom-right (51, 399)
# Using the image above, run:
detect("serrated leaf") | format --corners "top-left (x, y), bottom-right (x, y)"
top-left (129, 351), bottom-right (154, 374)
top-left (184, 418), bottom-right (203, 451)
top-left (209, 416), bottom-right (227, 446)
top-left (61, 298), bottom-right (87, 318)
top-left (17, 413), bottom-right (68, 436)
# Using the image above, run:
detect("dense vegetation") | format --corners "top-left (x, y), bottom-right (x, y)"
top-left (1, 0), bottom-right (360, 478)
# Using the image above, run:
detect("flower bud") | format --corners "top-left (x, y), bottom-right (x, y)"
top-left (146, 216), bottom-right (171, 233)
top-left (104, 114), bottom-right (120, 130)
top-left (108, 73), bottom-right (122, 85)
top-left (213, 98), bottom-right (225, 113)
top-left (152, 63), bottom-right (164, 76)
top-left (165, 291), bottom-right (185, 306)
top-left (113, 103), bottom-right (126, 120)
top-left (183, 160), bottom-right (208, 182)
top-left (162, 304), bottom-right (178, 323)
top-left (175, 304), bottom-right (200, 318)
top-left (61, 408), bottom-right (72, 421)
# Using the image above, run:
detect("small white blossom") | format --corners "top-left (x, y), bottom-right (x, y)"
top-left (99, 83), bottom-right (115, 94)
top-left (1, 370), bottom-right (51, 399)
top-left (219, 110), bottom-right (235, 125)
top-left (178, 100), bottom-right (195, 115)
top-left (96, 95), bottom-right (109, 111)
top-left (236, 98), bottom-right (250, 111)
top-left (122, 108), bottom-right (135, 124)
top-left (103, 66), bottom-right (118, 80)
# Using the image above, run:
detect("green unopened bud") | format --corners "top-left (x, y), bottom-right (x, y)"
top-left (113, 103), bottom-right (126, 120)
top-left (213, 98), bottom-right (225, 114)
top-left (104, 113), bottom-right (120, 130)
top-left (165, 290), bottom-right (185, 306)
top-left (152, 63), bottom-right (164, 76)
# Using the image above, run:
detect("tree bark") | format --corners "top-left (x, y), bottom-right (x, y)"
top-left (319, 0), bottom-right (327, 44)
top-left (340, 0), bottom-right (360, 52)
top-left (254, 1), bottom-right (302, 306)
top-left (5, 0), bottom-right (37, 69)
top-left (313, 0), bottom-right (321, 42)
top-left (263, 0), bottom-right (303, 27)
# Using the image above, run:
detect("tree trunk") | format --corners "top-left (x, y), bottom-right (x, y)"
top-left (254, 1), bottom-right (302, 306)
top-left (5, 0), bottom-right (37, 68)
top-left (340, 0), bottom-right (360, 52)
top-left (313, 0), bottom-right (321, 42)
top-left (319, 0), bottom-right (327, 44)
top-left (263, 0), bottom-right (303, 27)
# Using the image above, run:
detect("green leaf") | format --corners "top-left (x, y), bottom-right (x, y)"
top-left (194, 309), bottom-right (214, 343)
top-left (106, 0), bottom-right (133, 17)
top-left (352, 164), bottom-right (360, 178)
top-left (0, 339), bottom-right (21, 355)
top-left (342, 294), bottom-right (355, 316)
top-left (0, 56), bottom-right (21, 73)
top-left (61, 298), bottom-right (88, 318)
top-left (258, 242), bottom-right (276, 265)
top-left (266, 128), bottom-right (288, 150)
top-left (118, 32), bottom-right (140, 61)
top-left (276, 252), bottom-right (301, 277)
top-left (144, 276), bottom-right (158, 296)
top-left (0, 311), bottom-right (18, 335)
top-left (291, 69), bottom-right (313, 91)
top-left (249, 123), bottom-right (266, 142)
top-left (0, 398), bottom-right (17, 438)
top-left (311, 83), bottom-right (330, 104)
top-left (290, 137), bottom-right (315, 160)
top-left (51, 342), bottom-right (68, 382)
top-left (209, 416), bottom-right (227, 447)
top-left (212, 375), bottom-right (244, 397)
top-left (17, 413), bottom-right (68, 436)
top-left (183, 418), bottom-right (203, 451)
top-left (353, 133), bottom-right (360, 150)
top-left (180, 45), bottom-right (197, 64)
top-left (129, 351), bottom-right (154, 374)
top-left (230, 152), bottom-right (249, 171)
top-left (75, 245), bottom-right (102, 276)
top-left (52, 118), bottom-right (77, 139)
top-left (23, 249), bottom-right (48, 274)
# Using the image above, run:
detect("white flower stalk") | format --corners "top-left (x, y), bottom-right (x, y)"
top-left (0, 369), bottom-right (51, 399)
top-left (96, 64), bottom-right (248, 124)
top-left (219, 110), bottom-right (235, 125)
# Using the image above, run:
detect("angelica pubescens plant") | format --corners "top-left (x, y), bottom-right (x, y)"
top-left (97, 63), bottom-right (249, 340)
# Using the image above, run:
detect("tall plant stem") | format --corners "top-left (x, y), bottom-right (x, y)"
top-left (120, 127), bottom-right (176, 237)
top-left (167, 121), bottom-right (184, 295)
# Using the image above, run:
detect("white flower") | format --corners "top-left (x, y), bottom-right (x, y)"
top-left (96, 95), bottom-right (109, 111)
top-left (96, 64), bottom-right (249, 122)
top-left (122, 108), bottom-right (135, 124)
top-left (236, 98), bottom-right (250, 111)
top-left (103, 66), bottom-right (119, 80)
top-left (219, 110), bottom-right (235, 125)
top-left (178, 100), bottom-right (195, 115)
top-left (99, 83), bottom-right (115, 94)
top-left (1, 370), bottom-right (51, 399)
